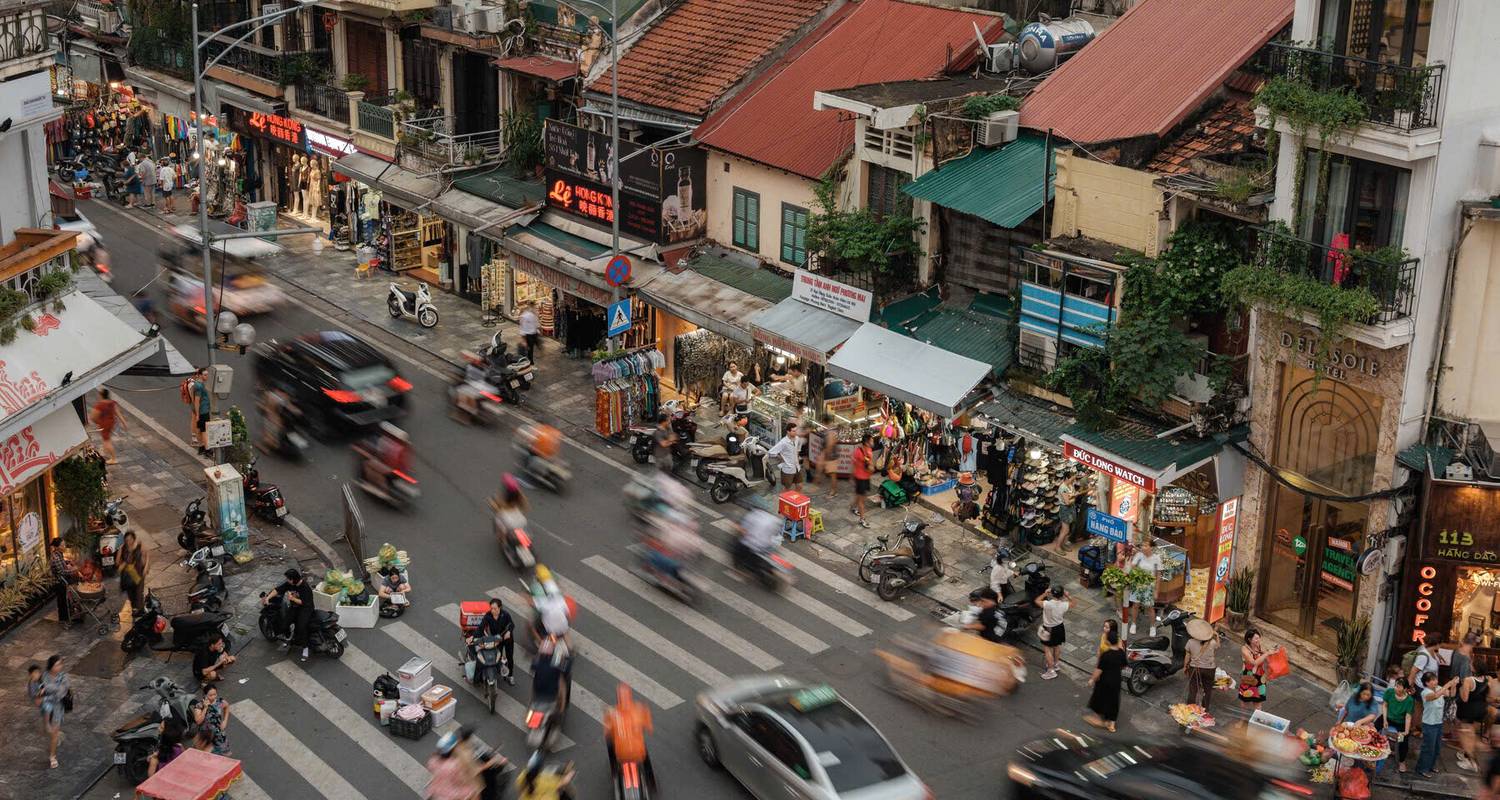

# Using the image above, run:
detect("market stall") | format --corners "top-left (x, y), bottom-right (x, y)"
top-left (133, 749), bottom-right (243, 800)
top-left (593, 348), bottom-right (664, 437)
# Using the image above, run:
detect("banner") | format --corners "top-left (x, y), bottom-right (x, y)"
top-left (1110, 478), bottom-right (1140, 524)
top-left (1205, 497), bottom-right (1239, 623)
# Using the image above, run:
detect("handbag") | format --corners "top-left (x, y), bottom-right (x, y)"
top-left (62, 689), bottom-right (74, 712)
top-left (1038, 625), bottom-right (1051, 644)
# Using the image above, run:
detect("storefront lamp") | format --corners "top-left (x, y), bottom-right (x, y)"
top-left (217, 157), bottom-right (227, 167)
top-left (215, 310), bottom-right (239, 335)
top-left (1029, 448), bottom-right (1043, 460)
top-left (191, 151), bottom-right (201, 161)
top-left (232, 323), bottom-right (255, 348)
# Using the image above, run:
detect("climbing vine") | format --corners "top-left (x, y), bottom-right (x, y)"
top-left (1254, 53), bottom-right (1368, 231)
top-left (805, 176), bottom-right (924, 290)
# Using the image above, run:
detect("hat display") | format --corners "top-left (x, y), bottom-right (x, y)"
top-left (958, 472), bottom-right (976, 486)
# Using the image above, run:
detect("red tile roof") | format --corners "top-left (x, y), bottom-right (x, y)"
top-left (696, 0), bottom-right (1003, 179)
top-left (1146, 97), bottom-right (1259, 175)
top-left (1019, 0), bottom-right (1291, 145)
top-left (495, 55), bottom-right (579, 83)
top-left (590, 0), bottom-right (831, 118)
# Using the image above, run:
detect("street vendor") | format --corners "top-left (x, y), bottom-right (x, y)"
top-left (1336, 681), bottom-right (1385, 728)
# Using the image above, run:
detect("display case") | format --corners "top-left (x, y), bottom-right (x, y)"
top-left (1153, 537), bottom-right (1189, 605)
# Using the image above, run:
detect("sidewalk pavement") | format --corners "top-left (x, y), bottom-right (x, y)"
top-left (0, 412), bottom-right (329, 799)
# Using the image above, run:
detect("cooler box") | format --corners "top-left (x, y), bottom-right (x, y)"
top-left (459, 601), bottom-right (489, 633)
top-left (420, 685), bottom-right (453, 709)
top-left (427, 695), bottom-right (456, 728)
top-left (397, 657), bottom-right (433, 688)
top-left (398, 676), bottom-right (433, 707)
top-left (778, 491), bottom-right (810, 521)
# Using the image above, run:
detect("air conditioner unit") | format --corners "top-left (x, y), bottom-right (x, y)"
top-left (452, 0), bottom-right (492, 34)
top-left (972, 22), bottom-right (1017, 74)
top-left (975, 109), bottom-right (1019, 147)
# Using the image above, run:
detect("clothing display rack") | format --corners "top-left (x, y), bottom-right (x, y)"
top-left (591, 348), bottom-right (664, 383)
top-left (593, 348), bottom-right (664, 436)
top-left (672, 330), bottom-right (754, 398)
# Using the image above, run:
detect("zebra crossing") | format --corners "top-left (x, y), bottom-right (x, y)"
top-left (212, 528), bottom-right (918, 799)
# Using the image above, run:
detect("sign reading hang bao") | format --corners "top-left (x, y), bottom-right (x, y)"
top-left (791, 269), bottom-right (873, 323)
top-left (1421, 480), bottom-right (1500, 564)
top-left (1063, 441), bottom-right (1158, 493)
top-left (247, 112), bottom-right (306, 149)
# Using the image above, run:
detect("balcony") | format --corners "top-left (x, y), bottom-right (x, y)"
top-left (129, 34), bottom-right (192, 81)
top-left (353, 91), bottom-right (400, 158)
top-left (294, 82), bottom-right (351, 127)
top-left (0, 2), bottom-right (54, 81)
top-left (75, 0), bottom-right (124, 36)
top-left (397, 111), bottom-right (503, 170)
top-left (1255, 225), bottom-right (1417, 327)
top-left (202, 38), bottom-right (331, 93)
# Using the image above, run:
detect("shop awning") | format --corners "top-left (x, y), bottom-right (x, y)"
top-left (494, 55), bottom-right (579, 83)
top-left (1, 408), bottom-right (88, 495)
top-left (748, 297), bottom-right (862, 366)
top-left (636, 269), bottom-right (775, 347)
top-left (126, 67), bottom-right (195, 102)
top-left (827, 323), bottom-right (991, 417)
top-left (902, 133), bottom-right (1054, 229)
top-left (74, 264), bottom-right (193, 376)
top-left (210, 83), bottom-right (283, 115)
top-left (502, 220), bottom-right (662, 308)
top-left (332, 153), bottom-right (441, 209)
top-left (335, 154), bottom-right (539, 235)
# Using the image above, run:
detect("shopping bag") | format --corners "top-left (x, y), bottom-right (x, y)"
top-left (1265, 648), bottom-right (1292, 681)
top-left (1328, 680), bottom-right (1354, 711)
top-left (1337, 764), bottom-right (1371, 799)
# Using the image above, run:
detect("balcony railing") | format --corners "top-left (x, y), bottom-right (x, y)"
top-left (1256, 226), bottom-right (1418, 324)
top-left (75, 0), bottom-right (124, 35)
top-left (397, 111), bottom-right (504, 168)
top-left (356, 92), bottom-right (399, 141)
top-left (294, 82), bottom-right (350, 125)
top-left (0, 4), bottom-right (52, 69)
top-left (129, 34), bottom-right (192, 80)
top-left (1256, 42), bottom-right (1444, 132)
top-left (202, 37), bottom-right (330, 86)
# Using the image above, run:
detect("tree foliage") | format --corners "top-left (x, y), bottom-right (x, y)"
top-left (804, 177), bottom-right (923, 285)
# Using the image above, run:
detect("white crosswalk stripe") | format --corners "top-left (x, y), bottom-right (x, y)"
top-left (585, 554), bottom-right (819, 657)
top-left (694, 543), bottom-right (873, 637)
top-left (383, 619), bottom-right (579, 745)
top-left (232, 699), bottom-right (365, 800)
top-left (775, 546), bottom-right (916, 621)
top-left (233, 774), bottom-right (274, 800)
top-left (266, 660), bottom-right (433, 795)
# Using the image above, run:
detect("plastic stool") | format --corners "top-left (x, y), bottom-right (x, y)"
top-left (806, 509), bottom-right (824, 537)
top-left (782, 518), bottom-right (807, 542)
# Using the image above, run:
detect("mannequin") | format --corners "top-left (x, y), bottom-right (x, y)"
top-left (307, 161), bottom-right (326, 220)
top-left (293, 154), bottom-right (310, 216)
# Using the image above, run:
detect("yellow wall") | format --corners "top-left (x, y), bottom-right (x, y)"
top-left (706, 151), bottom-right (823, 266)
top-left (1437, 218), bottom-right (1500, 420)
top-left (1051, 149), bottom-right (1166, 256)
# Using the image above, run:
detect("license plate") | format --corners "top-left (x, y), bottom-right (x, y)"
top-left (101, 556), bottom-right (114, 566)
top-left (509, 379), bottom-right (520, 388)
top-left (334, 629), bottom-right (348, 642)
top-left (275, 506), bottom-right (288, 517)
top-left (114, 751), bottom-right (127, 765)
top-left (523, 372), bottom-right (534, 382)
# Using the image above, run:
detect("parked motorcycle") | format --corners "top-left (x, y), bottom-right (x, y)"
top-left (258, 591), bottom-right (348, 658)
top-left (184, 547), bottom-right (227, 613)
top-left (55, 154), bottom-right (89, 183)
top-left (992, 562), bottom-right (1052, 640)
top-left (482, 336), bottom-right (535, 391)
top-left (95, 496), bottom-right (131, 576)
top-left (176, 497), bottom-right (221, 555)
top-left (111, 677), bottom-right (198, 783)
top-left (866, 521), bottom-right (946, 601)
top-left (688, 431), bottom-right (751, 483)
top-left (703, 438), bottom-right (771, 503)
top-left (1124, 604), bottom-right (1196, 696)
top-left (121, 592), bottom-right (234, 655)
top-left (243, 457), bottom-right (288, 523)
top-left (388, 282), bottom-right (439, 328)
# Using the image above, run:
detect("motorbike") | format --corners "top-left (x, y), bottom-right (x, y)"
top-left (482, 336), bottom-right (535, 392)
top-left (258, 591), bottom-right (348, 658)
top-left (352, 443), bottom-right (420, 510)
top-left (176, 497), bottom-right (221, 555)
top-left (56, 153), bottom-right (89, 183)
top-left (243, 458), bottom-right (288, 523)
top-left (635, 544), bottom-right (704, 606)
top-left (866, 522), bottom-right (945, 601)
top-left (265, 402), bottom-right (312, 461)
top-left (95, 496), bottom-right (131, 576)
top-left (1124, 604), bottom-right (1195, 696)
top-left (991, 562), bottom-right (1052, 640)
top-left (517, 445), bottom-right (571, 493)
top-left (499, 523), bottom-right (537, 572)
top-left (859, 518), bottom-right (930, 583)
top-left (526, 672), bottom-right (571, 751)
top-left (612, 746), bottom-right (655, 800)
top-left (732, 542), bottom-right (795, 592)
top-left (688, 432), bottom-right (751, 483)
top-left (111, 677), bottom-right (198, 783)
top-left (388, 282), bottom-right (439, 328)
top-left (185, 547), bottom-right (227, 613)
top-left (449, 355), bottom-right (505, 426)
top-left (120, 591), bottom-right (234, 655)
top-left (469, 634), bottom-right (506, 714)
top-left (703, 439), bottom-right (771, 503)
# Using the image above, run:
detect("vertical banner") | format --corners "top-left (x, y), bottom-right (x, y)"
top-left (1205, 497), bottom-right (1240, 623)
top-left (1110, 477), bottom-right (1141, 524)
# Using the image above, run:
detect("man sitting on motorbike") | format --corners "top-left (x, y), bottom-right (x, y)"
top-left (491, 474), bottom-right (529, 553)
top-left (522, 424), bottom-right (563, 474)
top-left (604, 683), bottom-right (655, 791)
top-left (531, 633), bottom-right (571, 710)
top-left (360, 422), bottom-right (411, 493)
top-left (467, 597), bottom-right (515, 685)
top-left (256, 385), bottom-right (296, 453)
top-left (451, 351), bottom-right (491, 420)
top-left (527, 566), bottom-right (572, 647)
top-left (732, 507), bottom-right (782, 574)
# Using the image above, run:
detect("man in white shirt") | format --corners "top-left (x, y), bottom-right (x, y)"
top-left (518, 304), bottom-right (540, 360)
top-left (137, 152), bottom-right (157, 208)
top-left (157, 159), bottom-right (178, 214)
top-left (765, 431), bottom-right (801, 490)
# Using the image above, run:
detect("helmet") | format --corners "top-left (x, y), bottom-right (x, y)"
top-left (436, 730), bottom-right (460, 756)
top-left (501, 473), bottom-right (522, 498)
top-left (533, 564), bottom-right (552, 584)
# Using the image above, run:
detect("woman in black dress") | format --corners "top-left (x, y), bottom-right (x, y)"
top-left (1086, 628), bottom-right (1127, 732)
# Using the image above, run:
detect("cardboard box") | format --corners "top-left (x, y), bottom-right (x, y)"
top-left (398, 676), bottom-right (433, 706)
top-left (397, 657), bottom-right (433, 688)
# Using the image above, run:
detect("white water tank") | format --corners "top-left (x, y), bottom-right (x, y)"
top-left (1018, 15), bottom-right (1096, 74)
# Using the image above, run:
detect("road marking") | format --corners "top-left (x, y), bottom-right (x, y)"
top-left (693, 544), bottom-right (873, 637)
top-left (580, 556), bottom-right (781, 668)
top-left (231, 699), bottom-right (365, 800)
top-left (775, 547), bottom-right (916, 621)
top-left (266, 660), bottom-right (432, 795)
top-left (332, 640), bottom-right (388, 685)
top-left (484, 592), bottom-right (684, 710)
top-left (383, 620), bottom-right (580, 743)
top-left (235, 774), bottom-right (274, 800)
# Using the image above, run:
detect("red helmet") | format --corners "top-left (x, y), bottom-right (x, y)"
top-left (501, 473), bottom-right (522, 499)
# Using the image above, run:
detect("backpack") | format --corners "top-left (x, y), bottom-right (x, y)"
top-left (180, 378), bottom-right (194, 406)
top-left (372, 673), bottom-right (399, 701)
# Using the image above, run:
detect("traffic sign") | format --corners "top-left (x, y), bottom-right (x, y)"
top-left (605, 254), bottom-right (632, 287)
top-left (607, 299), bottom-right (632, 338)
top-left (1085, 508), bottom-right (1129, 543)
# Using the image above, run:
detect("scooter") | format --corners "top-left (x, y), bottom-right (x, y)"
top-left (121, 591), bottom-right (234, 654)
top-left (185, 548), bottom-right (227, 613)
top-left (482, 336), bottom-right (535, 392)
top-left (731, 541), bottom-right (795, 592)
top-left (388, 282), bottom-right (439, 328)
top-left (993, 562), bottom-right (1052, 640)
top-left (703, 440), bottom-right (771, 504)
top-left (470, 634), bottom-right (506, 715)
top-left (866, 522), bottom-right (945, 601)
top-left (450, 354), bottom-right (505, 426)
top-left (111, 677), bottom-right (198, 783)
top-left (612, 747), bottom-right (656, 800)
top-left (688, 432), bottom-right (752, 483)
top-left (1124, 604), bottom-right (1195, 696)
top-left (635, 543), bottom-right (704, 606)
top-left (499, 523), bottom-right (537, 572)
top-left (526, 682), bottom-right (570, 751)
top-left (352, 444), bottom-right (421, 510)
top-left (257, 591), bottom-right (348, 658)
top-left (96, 496), bottom-right (131, 576)
top-left (517, 446), bottom-right (571, 493)
top-left (176, 497), bottom-right (222, 555)
top-left (243, 458), bottom-right (288, 523)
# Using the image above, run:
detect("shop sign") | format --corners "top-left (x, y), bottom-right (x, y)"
top-left (1110, 479), bottom-right (1140, 523)
top-left (1085, 508), bottom-right (1129, 543)
top-left (306, 128), bottom-right (355, 157)
top-left (544, 170), bottom-right (660, 242)
top-left (507, 252), bottom-right (613, 307)
top-left (791, 270), bottom-right (873, 323)
top-left (1320, 539), bottom-right (1357, 591)
top-left (1421, 481), bottom-right (1500, 564)
top-left (1064, 441), bottom-right (1157, 493)
top-left (16, 511), bottom-right (41, 554)
top-left (1277, 331), bottom-right (1381, 381)
top-left (1205, 497), bottom-right (1239, 623)
top-left (247, 111), bottom-right (306, 149)
top-left (1409, 563), bottom-right (1442, 644)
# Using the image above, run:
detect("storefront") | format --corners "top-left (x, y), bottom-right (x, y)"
top-left (226, 107), bottom-right (335, 226)
top-left (1396, 478), bottom-right (1500, 671)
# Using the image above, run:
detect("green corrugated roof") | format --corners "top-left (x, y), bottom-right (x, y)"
top-left (907, 308), bottom-right (1012, 376)
top-left (682, 250), bottom-right (792, 304)
top-left (879, 286), bottom-right (942, 329)
top-left (452, 169), bottom-right (546, 209)
top-left (521, 222), bottom-right (611, 259)
top-left (1396, 443), bottom-right (1455, 475)
top-left (903, 133), bottom-right (1055, 229)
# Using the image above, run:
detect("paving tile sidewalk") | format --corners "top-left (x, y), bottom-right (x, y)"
top-left (0, 412), bottom-right (328, 799)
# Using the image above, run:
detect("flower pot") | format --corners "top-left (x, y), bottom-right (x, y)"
top-left (1225, 608), bottom-right (1248, 632)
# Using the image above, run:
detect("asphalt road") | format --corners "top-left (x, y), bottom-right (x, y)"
top-left (80, 199), bottom-right (1098, 800)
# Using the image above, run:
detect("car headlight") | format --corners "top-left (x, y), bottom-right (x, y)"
top-left (1007, 763), bottom-right (1046, 788)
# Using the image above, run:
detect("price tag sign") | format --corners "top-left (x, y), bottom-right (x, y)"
top-left (204, 417), bottom-right (233, 449)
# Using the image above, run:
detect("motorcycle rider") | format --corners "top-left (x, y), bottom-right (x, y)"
top-left (491, 473), bottom-right (529, 554)
top-left (516, 752), bottom-right (575, 800)
top-left (360, 422), bottom-right (412, 496)
top-left (604, 683), bottom-right (655, 792)
top-left (530, 631), bottom-right (572, 719)
top-left (256, 384), bottom-right (298, 453)
top-left (964, 588), bottom-right (1005, 643)
top-left (990, 548), bottom-right (1016, 598)
top-left (263, 568), bottom-right (314, 662)
top-left (467, 597), bottom-right (515, 685)
top-left (451, 351), bottom-right (492, 421)
top-left (520, 423), bottom-right (563, 476)
top-left (528, 566), bottom-right (572, 647)
top-left (427, 728), bottom-right (502, 800)
top-left (732, 507), bottom-right (782, 576)
top-left (642, 503), bottom-right (701, 587)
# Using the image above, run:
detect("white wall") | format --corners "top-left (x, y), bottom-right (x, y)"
top-left (706, 150), bottom-right (824, 266)
top-left (0, 71), bottom-right (57, 244)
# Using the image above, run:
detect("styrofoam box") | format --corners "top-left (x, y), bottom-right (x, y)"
top-left (398, 676), bottom-right (433, 707)
top-left (428, 696), bottom-right (456, 728)
top-left (312, 583), bottom-right (342, 612)
top-left (397, 657), bottom-right (433, 688)
top-left (337, 599), bottom-right (378, 629)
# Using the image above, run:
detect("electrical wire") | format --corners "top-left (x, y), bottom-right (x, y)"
top-left (1230, 440), bottom-right (1414, 503)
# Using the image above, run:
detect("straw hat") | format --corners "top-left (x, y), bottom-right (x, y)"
top-left (1186, 618), bottom-right (1215, 641)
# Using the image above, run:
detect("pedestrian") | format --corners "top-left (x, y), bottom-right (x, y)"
top-left (1084, 627), bottom-right (1126, 731)
top-left (118, 529), bottom-right (148, 618)
top-left (1380, 678), bottom-right (1414, 774)
top-left (518, 303), bottom-right (540, 360)
top-left (727, 375), bottom-right (755, 414)
top-left (201, 684), bottom-right (231, 755)
top-left (146, 718), bottom-right (187, 777)
top-left (651, 412), bottom-right (676, 472)
top-left (1183, 617), bottom-right (1219, 711)
top-left (124, 154), bottom-right (142, 207)
top-left (1238, 627), bottom-right (1275, 710)
top-left (138, 151), bottom-right (157, 207)
top-left (1482, 726), bottom-right (1500, 800)
top-left (719, 361), bottom-right (743, 411)
top-left (850, 432), bottom-right (874, 528)
top-left (1097, 618), bottom-right (1118, 656)
top-left (1456, 661), bottom-right (1493, 774)
top-left (1036, 585), bottom-right (1070, 680)
top-left (191, 368), bottom-right (211, 451)
top-left (1416, 671), bottom-right (1461, 777)
top-left (1406, 638), bottom-right (1439, 688)
top-left (816, 421), bottom-right (841, 498)
top-left (766, 429), bottom-right (801, 491)
top-left (193, 635), bottom-right (236, 682)
top-left (47, 537), bottom-right (71, 626)
top-left (1125, 538), bottom-right (1162, 636)
top-left (425, 729), bottom-right (485, 800)
top-left (90, 388), bottom-right (124, 463)
top-left (37, 654), bottom-right (70, 769)
top-left (157, 158), bottom-right (178, 214)
top-left (191, 727), bottom-right (214, 752)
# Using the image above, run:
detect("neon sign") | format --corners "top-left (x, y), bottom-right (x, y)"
top-left (1411, 564), bottom-right (1437, 643)
top-left (549, 179), bottom-right (613, 224)
top-left (543, 170), bottom-right (661, 242)
top-left (247, 112), bottom-right (305, 149)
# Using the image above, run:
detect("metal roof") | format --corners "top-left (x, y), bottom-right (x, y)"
top-left (452, 169), bottom-right (546, 210)
top-left (494, 55), bottom-right (578, 83)
top-left (827, 323), bottom-right (991, 417)
top-left (682, 247), bottom-right (793, 304)
top-left (902, 134), bottom-right (1053, 229)
top-left (905, 307), bottom-right (1013, 377)
top-left (1018, 0), bottom-right (1292, 145)
top-left (748, 297), bottom-right (862, 364)
top-left (696, 0), bottom-right (1003, 179)
top-left (636, 265), bottom-right (777, 346)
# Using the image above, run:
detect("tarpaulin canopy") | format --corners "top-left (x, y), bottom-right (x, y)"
top-left (827, 323), bottom-right (991, 416)
top-left (748, 297), bottom-right (862, 365)
top-left (133, 749), bottom-right (243, 800)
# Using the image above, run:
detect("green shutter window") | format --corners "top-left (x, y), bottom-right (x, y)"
top-left (733, 188), bottom-right (760, 250)
top-left (781, 204), bottom-right (808, 266)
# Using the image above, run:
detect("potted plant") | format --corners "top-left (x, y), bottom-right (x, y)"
top-left (1225, 567), bottom-right (1253, 631)
top-left (53, 454), bottom-right (109, 550)
top-left (1389, 65), bottom-right (1432, 129)
top-left (1333, 615), bottom-right (1371, 684)
top-left (341, 73), bottom-right (369, 93)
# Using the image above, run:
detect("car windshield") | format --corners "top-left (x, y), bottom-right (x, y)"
top-left (342, 365), bottom-right (395, 390)
top-left (772, 699), bottom-right (905, 792)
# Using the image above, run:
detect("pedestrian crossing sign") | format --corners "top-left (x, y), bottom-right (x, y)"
top-left (607, 299), bottom-right (632, 338)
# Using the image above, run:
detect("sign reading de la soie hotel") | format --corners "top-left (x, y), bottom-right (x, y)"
top-left (1403, 480), bottom-right (1500, 647)
top-left (541, 119), bottom-right (708, 246)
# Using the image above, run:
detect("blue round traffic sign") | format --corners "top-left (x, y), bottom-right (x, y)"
top-left (605, 255), bottom-right (632, 287)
